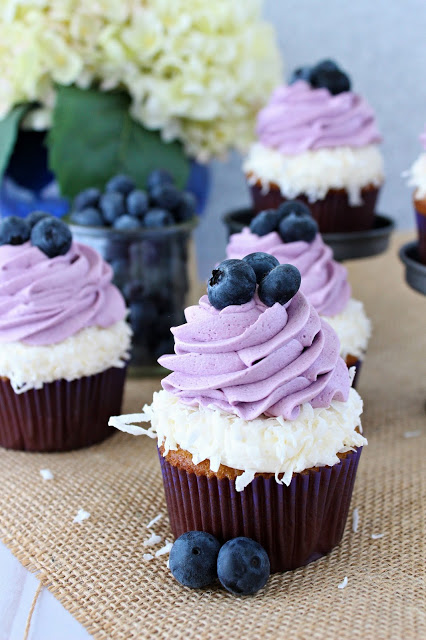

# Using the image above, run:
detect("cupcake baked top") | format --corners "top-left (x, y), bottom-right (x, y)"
top-left (227, 203), bottom-right (371, 359)
top-left (405, 125), bottom-right (426, 200)
top-left (244, 60), bottom-right (384, 204)
top-left (111, 256), bottom-right (366, 490)
top-left (0, 214), bottom-right (131, 392)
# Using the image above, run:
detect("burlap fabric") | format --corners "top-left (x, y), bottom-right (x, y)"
top-left (0, 233), bottom-right (425, 640)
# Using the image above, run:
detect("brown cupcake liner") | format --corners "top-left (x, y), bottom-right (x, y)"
top-left (345, 355), bottom-right (363, 389)
top-left (159, 446), bottom-right (362, 573)
top-left (0, 366), bottom-right (127, 452)
top-left (414, 203), bottom-right (426, 264)
top-left (249, 179), bottom-right (380, 233)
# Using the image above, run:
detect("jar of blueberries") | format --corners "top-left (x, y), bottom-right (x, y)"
top-left (69, 171), bottom-right (198, 375)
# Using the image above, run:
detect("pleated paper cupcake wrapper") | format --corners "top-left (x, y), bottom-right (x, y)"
top-left (249, 182), bottom-right (379, 234)
top-left (0, 366), bottom-right (126, 452)
top-left (415, 208), bottom-right (426, 264)
top-left (159, 446), bottom-right (362, 573)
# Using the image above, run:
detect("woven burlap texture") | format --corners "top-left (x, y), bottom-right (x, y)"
top-left (0, 233), bottom-right (425, 640)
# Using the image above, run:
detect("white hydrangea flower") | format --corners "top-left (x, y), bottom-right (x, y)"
top-left (0, 0), bottom-right (282, 159)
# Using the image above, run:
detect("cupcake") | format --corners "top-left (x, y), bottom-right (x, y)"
top-left (405, 125), bottom-right (426, 264)
top-left (0, 213), bottom-right (131, 451)
top-left (244, 59), bottom-right (384, 232)
top-left (226, 203), bottom-right (371, 386)
top-left (110, 256), bottom-right (366, 573)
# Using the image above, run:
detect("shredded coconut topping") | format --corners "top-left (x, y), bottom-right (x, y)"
top-left (324, 299), bottom-right (371, 360)
top-left (244, 142), bottom-right (384, 204)
top-left (73, 509), bottom-right (90, 524)
top-left (155, 542), bottom-right (173, 557)
top-left (405, 152), bottom-right (426, 199)
top-left (338, 577), bottom-right (348, 589)
top-left (143, 533), bottom-right (162, 547)
top-left (146, 514), bottom-right (163, 529)
top-left (110, 388), bottom-right (366, 491)
top-left (352, 508), bottom-right (359, 533)
top-left (371, 533), bottom-right (384, 540)
top-left (403, 430), bottom-right (422, 439)
top-left (143, 553), bottom-right (154, 561)
top-left (40, 469), bottom-right (54, 481)
top-left (0, 320), bottom-right (132, 393)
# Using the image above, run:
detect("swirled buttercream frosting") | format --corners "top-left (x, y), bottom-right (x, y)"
top-left (257, 80), bottom-right (381, 154)
top-left (159, 291), bottom-right (350, 421)
top-left (227, 230), bottom-right (350, 316)
top-left (0, 241), bottom-right (126, 346)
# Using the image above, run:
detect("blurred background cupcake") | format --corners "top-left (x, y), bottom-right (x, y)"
top-left (226, 203), bottom-right (371, 384)
top-left (405, 125), bottom-right (426, 264)
top-left (111, 256), bottom-right (366, 572)
top-left (244, 59), bottom-right (384, 233)
top-left (0, 214), bottom-right (131, 451)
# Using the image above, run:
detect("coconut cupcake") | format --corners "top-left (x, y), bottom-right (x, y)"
top-left (111, 256), bottom-right (366, 573)
top-left (0, 214), bottom-right (131, 451)
top-left (244, 59), bottom-right (384, 232)
top-left (405, 125), bottom-right (426, 264)
top-left (226, 203), bottom-right (371, 385)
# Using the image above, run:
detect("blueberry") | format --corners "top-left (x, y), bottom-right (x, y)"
top-left (242, 252), bottom-right (279, 284)
top-left (127, 189), bottom-right (149, 218)
top-left (144, 208), bottom-right (175, 228)
top-left (70, 207), bottom-right (104, 227)
top-left (147, 169), bottom-right (174, 192)
top-left (217, 537), bottom-right (270, 596)
top-left (150, 183), bottom-right (181, 210)
top-left (278, 212), bottom-right (318, 243)
top-left (0, 216), bottom-right (30, 246)
top-left (207, 259), bottom-right (256, 310)
top-left (105, 174), bottom-right (135, 196)
top-left (249, 209), bottom-right (281, 237)
top-left (31, 217), bottom-right (72, 258)
top-left (314, 59), bottom-right (340, 73)
top-left (289, 66), bottom-right (312, 84)
top-left (113, 215), bottom-right (142, 231)
top-left (277, 200), bottom-right (311, 220)
top-left (310, 66), bottom-right (351, 95)
top-left (174, 191), bottom-right (197, 222)
top-left (99, 192), bottom-right (126, 225)
top-left (169, 531), bottom-right (221, 589)
top-left (73, 187), bottom-right (101, 211)
top-left (258, 264), bottom-right (301, 307)
top-left (26, 210), bottom-right (51, 229)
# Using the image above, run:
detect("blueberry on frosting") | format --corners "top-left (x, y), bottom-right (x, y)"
top-left (242, 252), bottom-right (279, 284)
top-left (249, 209), bottom-right (281, 237)
top-left (277, 200), bottom-right (311, 220)
top-left (31, 217), bottom-right (72, 258)
top-left (258, 264), bottom-right (301, 307)
top-left (278, 212), bottom-right (318, 243)
top-left (26, 211), bottom-right (51, 229)
top-left (0, 216), bottom-right (30, 246)
top-left (289, 58), bottom-right (351, 96)
top-left (208, 259), bottom-right (256, 310)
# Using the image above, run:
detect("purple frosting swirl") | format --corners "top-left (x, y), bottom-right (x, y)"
top-left (226, 230), bottom-right (350, 316)
top-left (257, 80), bottom-right (381, 154)
top-left (159, 291), bottom-right (350, 421)
top-left (0, 241), bottom-right (126, 346)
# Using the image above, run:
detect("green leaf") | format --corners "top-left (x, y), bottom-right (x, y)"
top-left (48, 86), bottom-right (190, 198)
top-left (0, 104), bottom-right (31, 179)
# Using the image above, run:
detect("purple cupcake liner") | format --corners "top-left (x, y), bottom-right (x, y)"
top-left (0, 366), bottom-right (126, 452)
top-left (249, 182), bottom-right (379, 233)
top-left (159, 447), bottom-right (362, 573)
top-left (415, 209), bottom-right (426, 264)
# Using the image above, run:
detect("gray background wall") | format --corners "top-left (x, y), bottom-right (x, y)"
top-left (195, 0), bottom-right (426, 277)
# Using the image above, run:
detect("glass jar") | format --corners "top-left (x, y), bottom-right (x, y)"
top-left (70, 218), bottom-right (198, 375)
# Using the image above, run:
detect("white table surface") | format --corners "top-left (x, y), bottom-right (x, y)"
top-left (0, 544), bottom-right (90, 640)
